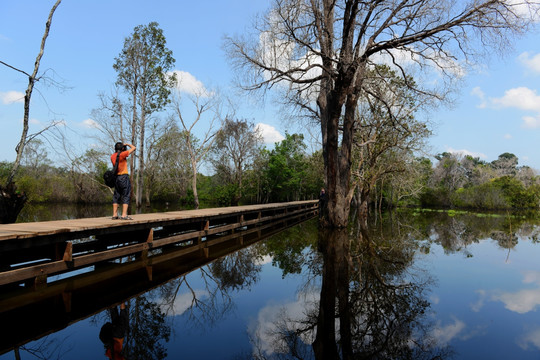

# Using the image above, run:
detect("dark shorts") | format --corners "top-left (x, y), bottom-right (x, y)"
top-left (113, 174), bottom-right (131, 205)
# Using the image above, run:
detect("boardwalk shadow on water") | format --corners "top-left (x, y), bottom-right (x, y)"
top-left (3, 209), bottom-right (540, 359)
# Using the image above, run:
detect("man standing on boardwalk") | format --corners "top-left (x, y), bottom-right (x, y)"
top-left (111, 142), bottom-right (136, 220)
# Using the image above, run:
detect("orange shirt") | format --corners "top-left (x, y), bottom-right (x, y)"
top-left (105, 337), bottom-right (125, 360)
top-left (110, 151), bottom-right (130, 175)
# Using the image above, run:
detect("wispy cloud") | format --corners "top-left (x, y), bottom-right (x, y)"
top-left (518, 328), bottom-right (540, 350)
top-left (470, 87), bottom-right (487, 108)
top-left (431, 317), bottom-right (466, 346)
top-left (80, 118), bottom-right (100, 129)
top-left (473, 86), bottom-right (540, 128)
top-left (471, 289), bottom-right (487, 312)
top-left (518, 52), bottom-right (540, 74)
top-left (0, 91), bottom-right (24, 104)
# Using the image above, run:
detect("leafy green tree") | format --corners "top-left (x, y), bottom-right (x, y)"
top-left (264, 133), bottom-right (309, 202)
top-left (242, 147), bottom-right (270, 204)
top-left (149, 121), bottom-right (191, 202)
top-left (492, 176), bottom-right (538, 208)
top-left (113, 21), bottom-right (177, 209)
top-left (351, 65), bottom-right (431, 217)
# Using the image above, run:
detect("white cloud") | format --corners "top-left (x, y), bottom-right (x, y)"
top-left (255, 123), bottom-right (285, 144)
top-left (446, 147), bottom-right (487, 160)
top-left (522, 115), bottom-right (540, 129)
top-left (1, 91), bottom-right (24, 104)
top-left (170, 70), bottom-right (210, 97)
top-left (431, 317), bottom-right (466, 346)
top-left (254, 254), bottom-right (273, 265)
top-left (160, 289), bottom-right (209, 316)
top-left (250, 291), bottom-right (318, 356)
top-left (80, 118), bottom-right (100, 129)
top-left (471, 87), bottom-right (487, 108)
top-left (518, 328), bottom-right (540, 350)
top-left (470, 289), bottom-right (486, 312)
top-left (518, 52), bottom-right (540, 74)
top-left (494, 288), bottom-right (540, 314)
top-left (492, 271), bottom-right (540, 314)
top-left (492, 87), bottom-right (540, 112)
top-left (504, 133), bottom-right (513, 139)
top-left (508, 0), bottom-right (540, 22)
top-left (478, 86), bottom-right (540, 128)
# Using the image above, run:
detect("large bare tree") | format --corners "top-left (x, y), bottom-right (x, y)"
top-left (225, 0), bottom-right (540, 228)
top-left (170, 85), bottom-right (221, 209)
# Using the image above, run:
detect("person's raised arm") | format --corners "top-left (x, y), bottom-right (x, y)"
top-left (124, 143), bottom-right (136, 155)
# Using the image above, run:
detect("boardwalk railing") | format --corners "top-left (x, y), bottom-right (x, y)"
top-left (0, 209), bottom-right (317, 355)
top-left (0, 201), bottom-right (318, 287)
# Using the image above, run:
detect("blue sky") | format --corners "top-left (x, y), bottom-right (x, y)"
top-left (2, 1), bottom-right (540, 170)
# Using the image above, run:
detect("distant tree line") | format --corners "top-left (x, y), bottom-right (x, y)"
top-left (378, 152), bottom-right (540, 211)
top-left (0, 131), bottom-right (324, 208)
top-left (3, 133), bottom-right (539, 212)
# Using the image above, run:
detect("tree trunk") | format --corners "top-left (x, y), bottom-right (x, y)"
top-left (191, 163), bottom-right (199, 210)
top-left (130, 87), bottom-right (138, 210)
top-left (313, 227), bottom-right (353, 359)
top-left (136, 99), bottom-right (147, 209)
top-left (0, 183), bottom-right (27, 224)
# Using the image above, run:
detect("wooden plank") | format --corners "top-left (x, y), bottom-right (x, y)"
top-left (0, 200), bottom-right (317, 259)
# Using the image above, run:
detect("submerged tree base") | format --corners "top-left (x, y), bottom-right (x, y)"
top-left (0, 182), bottom-right (27, 224)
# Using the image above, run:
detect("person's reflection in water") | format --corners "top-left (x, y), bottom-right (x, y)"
top-left (99, 302), bottom-right (129, 360)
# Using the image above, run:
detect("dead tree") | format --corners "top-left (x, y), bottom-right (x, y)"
top-left (0, 0), bottom-right (62, 223)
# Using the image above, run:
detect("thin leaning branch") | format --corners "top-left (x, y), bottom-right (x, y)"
top-left (7, 0), bottom-right (62, 186)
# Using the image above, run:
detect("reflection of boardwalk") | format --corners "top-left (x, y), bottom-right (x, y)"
top-left (0, 201), bottom-right (318, 287)
top-left (0, 210), bottom-right (317, 355)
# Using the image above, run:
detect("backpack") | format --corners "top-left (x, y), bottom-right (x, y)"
top-left (103, 152), bottom-right (121, 188)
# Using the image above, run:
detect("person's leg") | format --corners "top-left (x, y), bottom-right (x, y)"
top-left (119, 175), bottom-right (132, 219)
top-left (113, 203), bottom-right (119, 218)
top-left (121, 203), bottom-right (129, 218)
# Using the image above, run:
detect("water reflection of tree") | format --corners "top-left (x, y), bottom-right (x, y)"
top-left (259, 219), bottom-right (320, 278)
top-left (393, 210), bottom-right (540, 254)
top-left (157, 246), bottom-right (263, 333)
top-left (244, 218), bottom-right (451, 359)
top-left (125, 295), bottom-right (170, 360)
top-left (12, 336), bottom-right (71, 360)
top-left (211, 247), bottom-right (262, 291)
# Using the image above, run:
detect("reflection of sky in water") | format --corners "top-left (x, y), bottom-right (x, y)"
top-left (419, 238), bottom-right (540, 359)
top-left (4, 223), bottom-right (540, 359)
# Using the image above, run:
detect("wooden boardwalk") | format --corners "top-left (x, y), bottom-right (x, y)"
top-left (0, 211), bottom-right (312, 354)
top-left (0, 201), bottom-right (318, 287)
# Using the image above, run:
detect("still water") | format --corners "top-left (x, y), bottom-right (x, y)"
top-left (2, 206), bottom-right (540, 359)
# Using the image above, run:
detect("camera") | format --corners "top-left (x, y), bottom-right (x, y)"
top-left (122, 145), bottom-right (127, 151)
